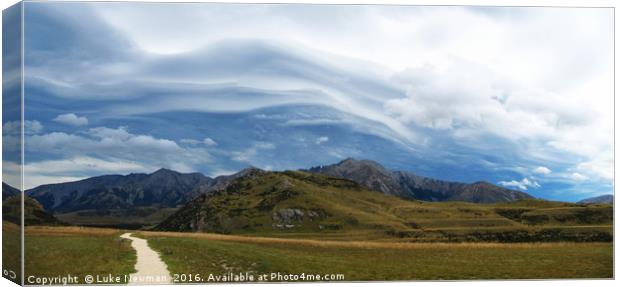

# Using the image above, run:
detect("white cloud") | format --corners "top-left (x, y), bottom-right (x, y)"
top-left (203, 137), bottom-right (217, 146)
top-left (316, 136), bottom-right (329, 145)
top-left (232, 141), bottom-right (275, 163)
top-left (385, 57), bottom-right (612, 182)
top-left (533, 166), bottom-right (552, 175)
top-left (576, 158), bottom-right (613, 181)
top-left (53, 113), bottom-right (89, 126)
top-left (22, 126), bottom-right (212, 186)
top-left (499, 177), bottom-right (541, 191)
top-left (569, 172), bottom-right (589, 181)
top-left (3, 120), bottom-right (43, 135)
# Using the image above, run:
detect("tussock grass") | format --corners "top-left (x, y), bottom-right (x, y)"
top-left (23, 225), bottom-right (136, 283)
top-left (25, 225), bottom-right (122, 236)
top-left (138, 230), bottom-right (597, 250)
top-left (144, 233), bottom-right (613, 280)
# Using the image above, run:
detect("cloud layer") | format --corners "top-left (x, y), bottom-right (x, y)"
top-left (10, 2), bottom-right (613, 201)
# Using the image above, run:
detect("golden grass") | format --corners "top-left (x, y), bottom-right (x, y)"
top-left (137, 230), bottom-right (598, 250)
top-left (25, 226), bottom-right (121, 236)
top-left (2, 221), bottom-right (20, 232)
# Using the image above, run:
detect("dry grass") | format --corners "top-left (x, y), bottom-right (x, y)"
top-left (3, 221), bottom-right (20, 232)
top-left (138, 230), bottom-right (596, 250)
top-left (145, 232), bottom-right (613, 280)
top-left (25, 227), bottom-right (136, 281)
top-left (25, 225), bottom-right (121, 236)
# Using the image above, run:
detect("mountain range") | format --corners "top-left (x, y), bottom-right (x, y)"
top-left (27, 168), bottom-right (211, 213)
top-left (1, 158), bottom-right (614, 241)
top-left (306, 158), bottom-right (534, 203)
top-left (577, 194), bottom-right (614, 205)
top-left (10, 158), bottom-right (539, 227)
top-left (27, 159), bottom-right (533, 214)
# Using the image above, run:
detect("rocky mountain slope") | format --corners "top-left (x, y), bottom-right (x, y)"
top-left (306, 158), bottom-right (533, 203)
top-left (27, 168), bottom-right (211, 213)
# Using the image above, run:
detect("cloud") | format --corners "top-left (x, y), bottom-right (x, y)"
top-left (53, 113), bottom-right (89, 126)
top-left (316, 136), bottom-right (329, 145)
top-left (19, 3), bottom-right (613, 198)
top-left (569, 172), bottom-right (589, 181)
top-left (232, 141), bottom-right (275, 163)
top-left (533, 166), bottom-right (552, 175)
top-left (24, 126), bottom-right (212, 182)
top-left (21, 157), bottom-right (149, 189)
top-left (3, 120), bottom-right (44, 135)
top-left (499, 177), bottom-right (540, 190)
top-left (203, 137), bottom-right (217, 146)
top-left (385, 58), bottom-right (612, 183)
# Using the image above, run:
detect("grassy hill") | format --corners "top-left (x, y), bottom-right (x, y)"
top-left (3, 196), bottom-right (64, 226)
top-left (156, 170), bottom-right (612, 242)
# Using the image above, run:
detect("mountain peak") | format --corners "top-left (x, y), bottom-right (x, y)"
top-left (151, 168), bottom-right (179, 176)
top-left (335, 158), bottom-right (389, 173)
top-left (236, 166), bottom-right (265, 177)
top-left (339, 157), bottom-right (357, 164)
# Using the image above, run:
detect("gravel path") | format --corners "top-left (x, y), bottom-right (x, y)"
top-left (120, 233), bottom-right (172, 285)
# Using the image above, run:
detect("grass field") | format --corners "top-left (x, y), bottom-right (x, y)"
top-left (2, 222), bottom-right (21, 284)
top-left (4, 224), bottom-right (613, 283)
top-left (138, 231), bottom-right (613, 281)
top-left (24, 226), bottom-right (136, 284)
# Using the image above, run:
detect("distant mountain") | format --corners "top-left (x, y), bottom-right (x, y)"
top-left (2, 182), bottom-right (20, 200)
top-left (27, 168), bottom-right (212, 213)
top-left (306, 158), bottom-right (533, 203)
top-left (23, 158), bottom-right (534, 227)
top-left (24, 167), bottom-right (267, 227)
top-left (577, 194), bottom-right (613, 205)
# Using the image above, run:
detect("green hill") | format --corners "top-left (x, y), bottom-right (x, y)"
top-left (156, 170), bottom-right (612, 242)
top-left (3, 195), bottom-right (64, 226)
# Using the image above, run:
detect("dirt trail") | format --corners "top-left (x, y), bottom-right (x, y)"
top-left (120, 233), bottom-right (172, 285)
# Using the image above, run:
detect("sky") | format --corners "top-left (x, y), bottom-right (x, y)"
top-left (1, 2), bottom-right (613, 201)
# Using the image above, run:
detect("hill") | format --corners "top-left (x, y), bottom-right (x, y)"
top-left (306, 158), bottom-right (533, 203)
top-left (577, 195), bottom-right (613, 205)
top-left (156, 170), bottom-right (611, 242)
top-left (2, 195), bottom-right (63, 226)
top-left (2, 182), bottom-right (20, 200)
